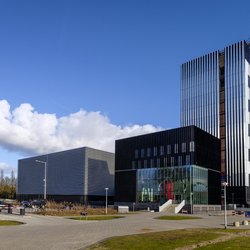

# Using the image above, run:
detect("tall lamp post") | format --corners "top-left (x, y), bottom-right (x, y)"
top-left (105, 187), bottom-right (109, 214)
top-left (222, 182), bottom-right (228, 229)
top-left (36, 160), bottom-right (47, 200)
top-left (190, 192), bottom-right (193, 214)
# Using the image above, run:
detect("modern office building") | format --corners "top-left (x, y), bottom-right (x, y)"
top-left (115, 126), bottom-right (221, 209)
top-left (17, 147), bottom-right (115, 204)
top-left (181, 40), bottom-right (250, 205)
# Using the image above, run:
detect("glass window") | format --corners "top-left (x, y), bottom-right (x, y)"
top-left (157, 158), bottom-right (160, 168)
top-left (171, 157), bottom-right (175, 166)
top-left (135, 149), bottom-right (139, 158)
top-left (190, 141), bottom-right (195, 152)
top-left (136, 165), bottom-right (208, 205)
top-left (178, 156), bottom-right (182, 166)
top-left (160, 145), bottom-right (164, 155)
top-left (147, 148), bottom-right (151, 157)
top-left (132, 161), bottom-right (136, 169)
top-left (167, 145), bottom-right (171, 154)
top-left (248, 149), bottom-right (250, 162)
top-left (141, 148), bottom-right (145, 158)
top-left (144, 159), bottom-right (147, 168)
top-left (248, 100), bottom-right (250, 112)
top-left (164, 157), bottom-right (167, 167)
top-left (150, 159), bottom-right (154, 168)
top-left (186, 155), bottom-right (190, 165)
top-left (153, 147), bottom-right (157, 156)
top-left (138, 160), bottom-right (141, 169)
top-left (182, 142), bottom-right (186, 153)
top-left (174, 144), bottom-right (178, 154)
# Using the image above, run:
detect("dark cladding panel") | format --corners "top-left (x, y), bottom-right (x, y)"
top-left (193, 126), bottom-right (221, 171)
top-left (86, 147), bottom-right (114, 196)
top-left (208, 170), bottom-right (221, 204)
top-left (227, 186), bottom-right (247, 205)
top-left (115, 170), bottom-right (136, 202)
top-left (47, 148), bottom-right (85, 195)
top-left (115, 126), bottom-right (220, 172)
top-left (87, 159), bottom-right (114, 195)
top-left (115, 139), bottom-right (136, 171)
top-left (18, 148), bottom-right (85, 196)
top-left (17, 158), bottom-right (45, 195)
top-left (115, 126), bottom-right (193, 171)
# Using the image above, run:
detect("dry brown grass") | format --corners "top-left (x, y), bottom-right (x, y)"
top-left (34, 201), bottom-right (117, 216)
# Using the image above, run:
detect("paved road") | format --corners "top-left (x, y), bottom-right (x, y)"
top-left (0, 212), bottom-right (248, 250)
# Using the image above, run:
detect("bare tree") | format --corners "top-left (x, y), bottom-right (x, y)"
top-left (0, 169), bottom-right (4, 186)
top-left (11, 170), bottom-right (16, 187)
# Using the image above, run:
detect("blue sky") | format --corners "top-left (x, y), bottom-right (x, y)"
top-left (1, 0), bottom-right (250, 175)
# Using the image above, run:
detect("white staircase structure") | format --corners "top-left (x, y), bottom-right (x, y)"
top-left (159, 199), bottom-right (172, 212)
top-left (160, 200), bottom-right (186, 214)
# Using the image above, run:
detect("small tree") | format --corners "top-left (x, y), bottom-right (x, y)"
top-left (0, 169), bottom-right (16, 199)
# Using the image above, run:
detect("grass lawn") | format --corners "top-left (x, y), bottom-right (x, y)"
top-left (0, 220), bottom-right (24, 226)
top-left (155, 215), bottom-right (202, 220)
top-left (198, 236), bottom-right (250, 249)
top-left (87, 229), bottom-right (250, 250)
top-left (87, 229), bottom-right (220, 250)
top-left (68, 215), bottom-right (125, 221)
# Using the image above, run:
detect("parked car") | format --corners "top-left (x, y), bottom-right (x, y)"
top-left (0, 200), bottom-right (7, 209)
top-left (31, 200), bottom-right (46, 208)
top-left (0, 201), bottom-right (13, 211)
top-left (21, 201), bottom-right (32, 208)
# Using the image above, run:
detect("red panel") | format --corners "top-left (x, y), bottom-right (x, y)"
top-left (164, 181), bottom-right (174, 200)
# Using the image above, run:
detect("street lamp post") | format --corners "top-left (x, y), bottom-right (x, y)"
top-left (190, 192), bottom-right (193, 214)
top-left (36, 160), bottom-right (47, 200)
top-left (105, 187), bottom-right (109, 214)
top-left (222, 182), bottom-right (228, 229)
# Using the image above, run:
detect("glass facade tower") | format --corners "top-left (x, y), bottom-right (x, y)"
top-left (181, 40), bottom-right (250, 205)
top-left (181, 51), bottom-right (220, 138)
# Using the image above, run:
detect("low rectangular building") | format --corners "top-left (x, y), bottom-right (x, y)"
top-left (17, 147), bottom-right (114, 204)
top-left (115, 126), bottom-right (221, 208)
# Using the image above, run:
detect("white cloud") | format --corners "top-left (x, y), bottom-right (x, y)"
top-left (0, 100), bottom-right (162, 156)
top-left (0, 162), bottom-right (15, 175)
top-left (0, 162), bottom-right (10, 170)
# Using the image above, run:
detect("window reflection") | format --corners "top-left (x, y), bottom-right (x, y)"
top-left (137, 165), bottom-right (208, 204)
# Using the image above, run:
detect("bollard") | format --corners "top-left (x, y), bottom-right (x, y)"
top-left (80, 211), bottom-right (87, 220)
top-left (242, 220), bottom-right (248, 226)
top-left (234, 221), bottom-right (240, 227)
top-left (8, 205), bottom-right (12, 214)
top-left (20, 208), bottom-right (25, 216)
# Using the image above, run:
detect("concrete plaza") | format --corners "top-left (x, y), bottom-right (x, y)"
top-left (0, 212), bottom-right (248, 250)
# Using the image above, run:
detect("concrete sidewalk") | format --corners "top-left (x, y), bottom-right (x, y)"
top-left (0, 212), bottom-right (248, 250)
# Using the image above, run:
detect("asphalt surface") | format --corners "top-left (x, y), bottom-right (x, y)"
top-left (0, 211), bottom-right (248, 250)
